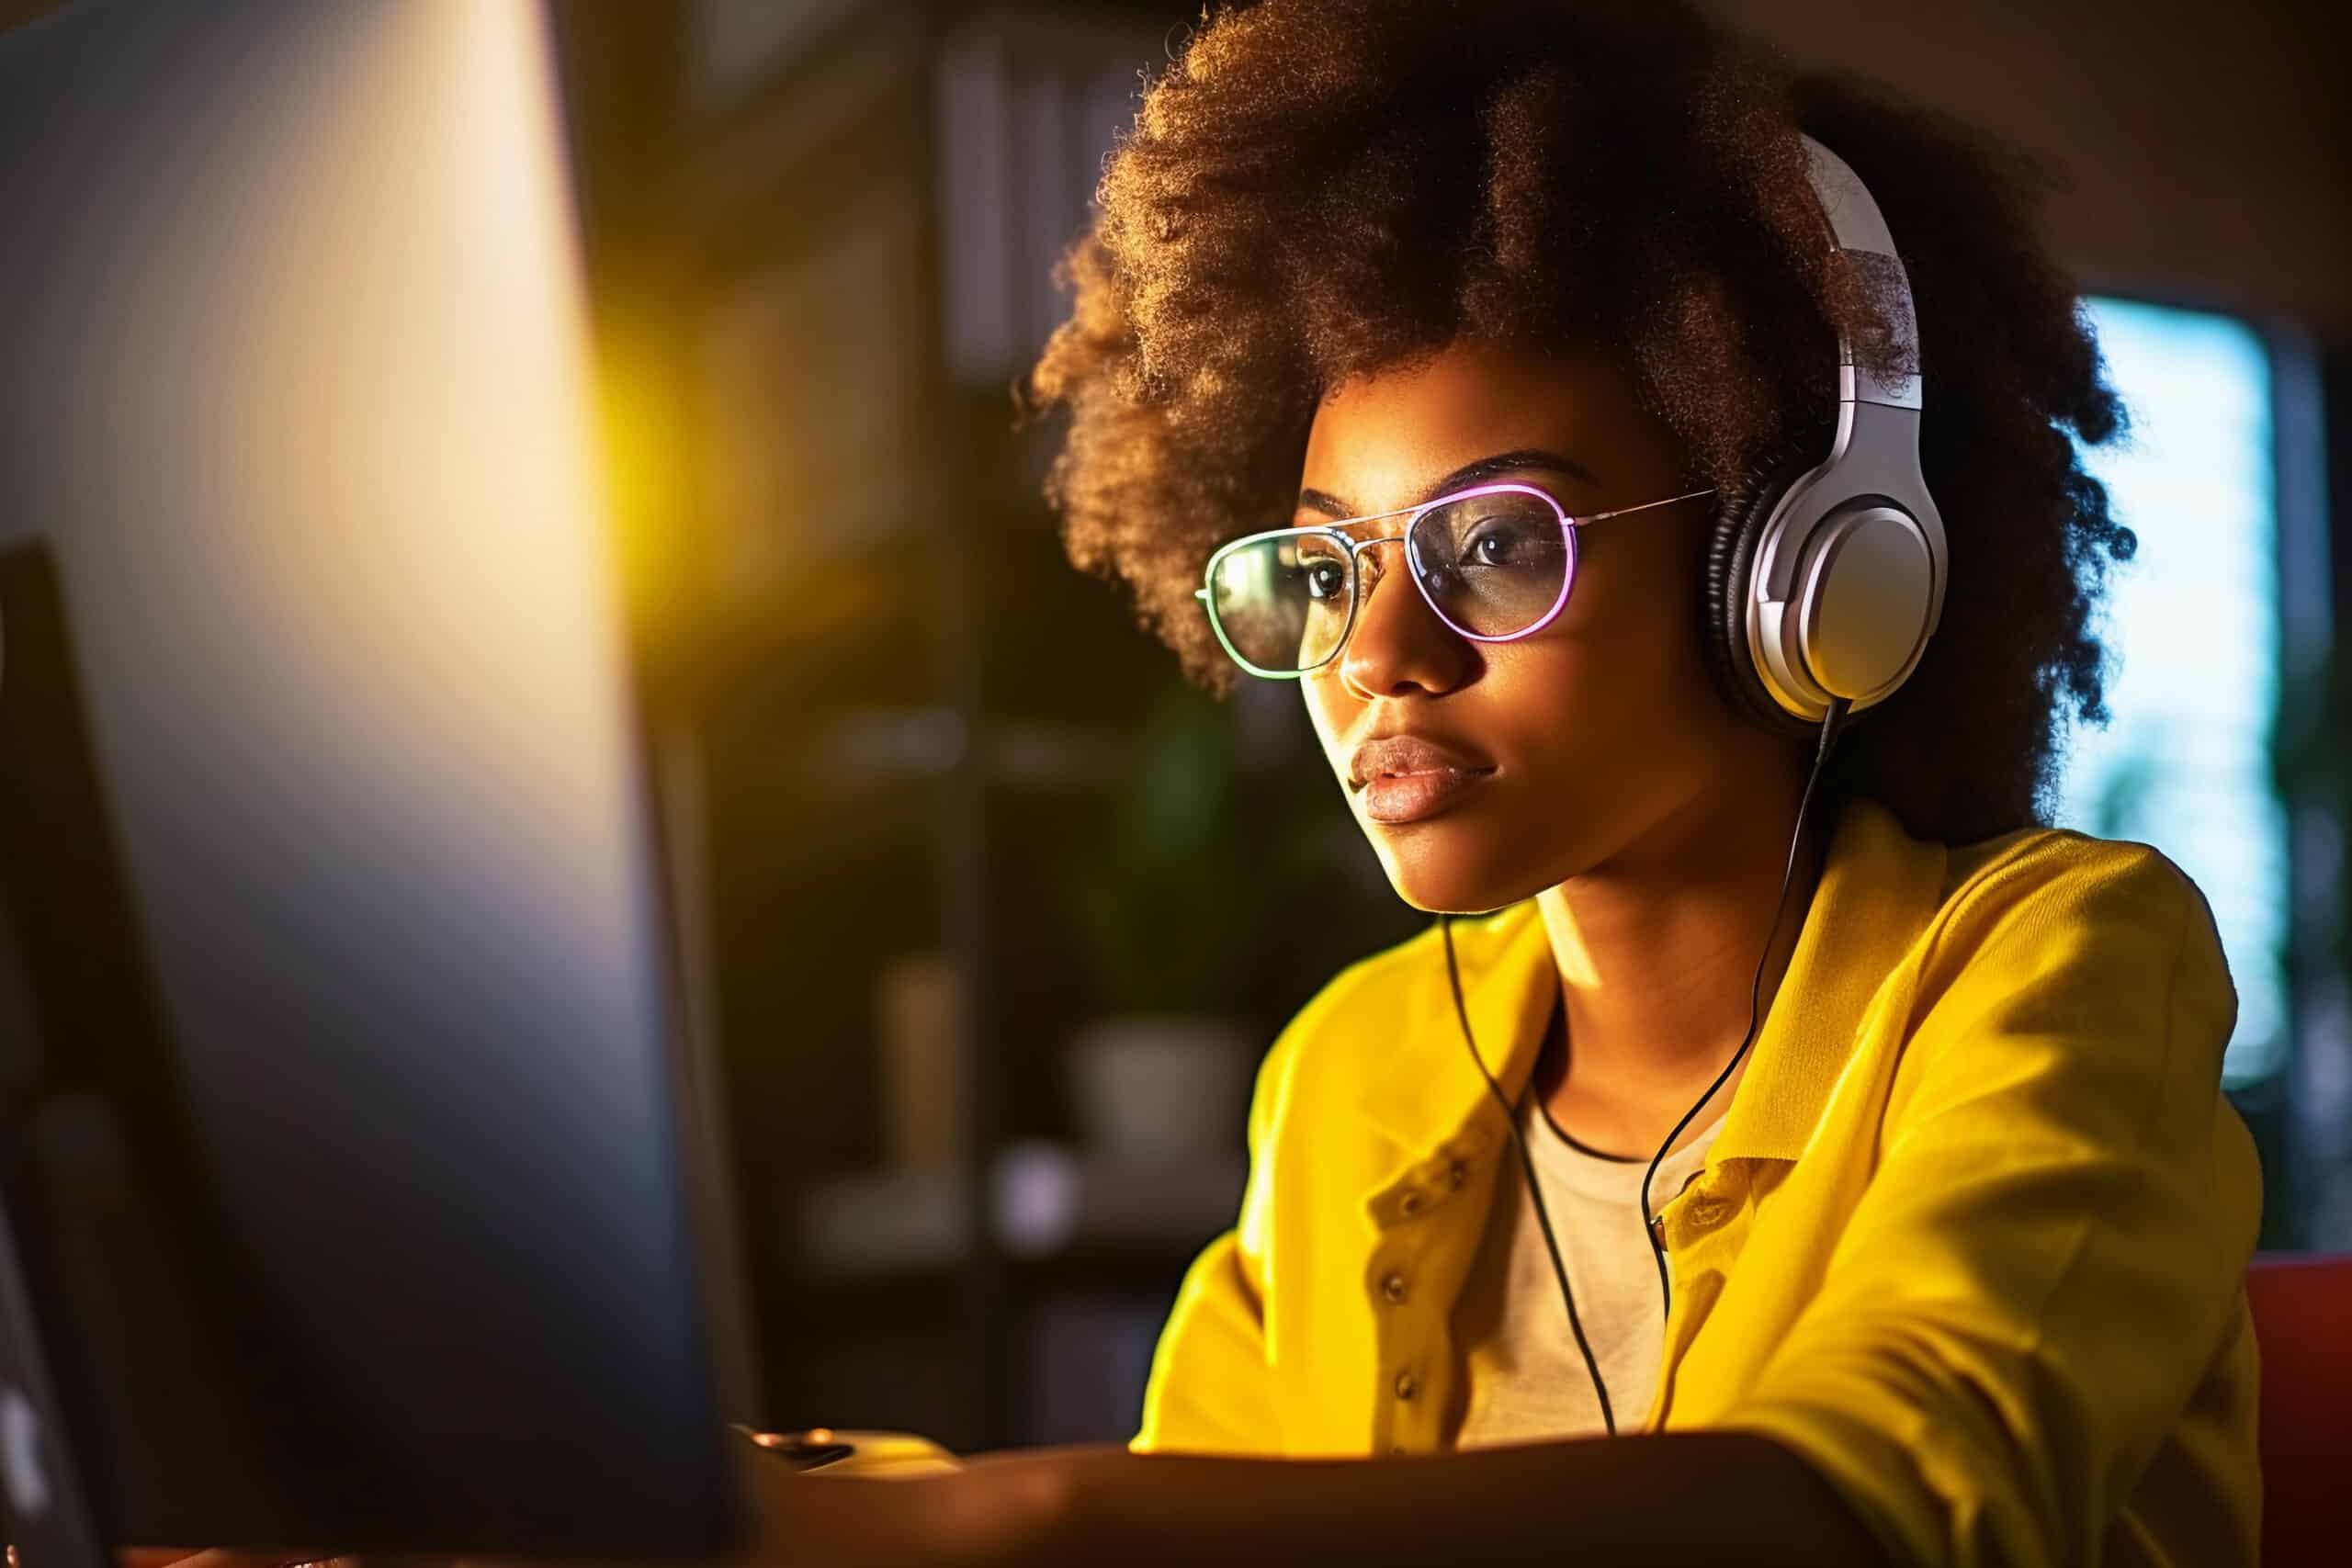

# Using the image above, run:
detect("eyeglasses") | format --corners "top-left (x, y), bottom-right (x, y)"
top-left (1194, 481), bottom-right (1715, 679)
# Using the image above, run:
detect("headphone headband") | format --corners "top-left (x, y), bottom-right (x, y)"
top-left (1798, 134), bottom-right (1920, 413)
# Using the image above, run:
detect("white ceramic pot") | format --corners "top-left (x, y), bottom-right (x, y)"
top-left (1068, 1016), bottom-right (1258, 1159)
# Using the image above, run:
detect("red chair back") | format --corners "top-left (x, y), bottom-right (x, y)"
top-left (2246, 1252), bottom-right (2352, 1566)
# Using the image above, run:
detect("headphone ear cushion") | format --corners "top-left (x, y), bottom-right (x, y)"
top-left (1702, 448), bottom-right (1833, 740)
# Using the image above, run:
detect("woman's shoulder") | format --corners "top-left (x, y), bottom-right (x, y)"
top-left (1929, 815), bottom-right (2220, 969)
top-left (1907, 813), bottom-right (2235, 1070)
top-left (1939, 812), bottom-right (2189, 905)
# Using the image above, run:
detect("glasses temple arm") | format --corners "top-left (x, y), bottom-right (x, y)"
top-left (1577, 487), bottom-right (1717, 524)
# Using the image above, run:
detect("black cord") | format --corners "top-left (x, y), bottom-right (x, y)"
top-left (1637, 696), bottom-right (1853, 1322)
top-left (1442, 694), bottom-right (1854, 1438)
top-left (1445, 912), bottom-right (1617, 1435)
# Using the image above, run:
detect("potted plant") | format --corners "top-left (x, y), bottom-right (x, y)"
top-left (1058, 678), bottom-right (1350, 1158)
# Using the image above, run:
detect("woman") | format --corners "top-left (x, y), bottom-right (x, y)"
top-left (133, 3), bottom-right (2257, 1566)
top-left (1003, 0), bottom-right (2258, 1563)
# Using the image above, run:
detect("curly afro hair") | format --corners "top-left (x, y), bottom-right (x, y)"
top-left (1018, 0), bottom-right (2137, 847)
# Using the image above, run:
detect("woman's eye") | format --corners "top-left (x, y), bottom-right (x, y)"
top-left (1467, 527), bottom-right (1520, 566)
top-left (1302, 558), bottom-right (1346, 601)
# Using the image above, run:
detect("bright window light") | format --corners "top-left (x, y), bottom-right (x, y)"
top-left (2053, 297), bottom-right (2286, 1087)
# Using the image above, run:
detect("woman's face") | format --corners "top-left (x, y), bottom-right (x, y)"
top-left (1297, 336), bottom-right (1771, 913)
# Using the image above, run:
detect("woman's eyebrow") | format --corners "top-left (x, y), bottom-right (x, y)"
top-left (1295, 448), bottom-right (1604, 519)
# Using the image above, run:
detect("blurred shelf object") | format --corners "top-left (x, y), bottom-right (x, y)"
top-left (797, 1140), bottom-right (1246, 1279)
top-left (876, 951), bottom-right (970, 1171)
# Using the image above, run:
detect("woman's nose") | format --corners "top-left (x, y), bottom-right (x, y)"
top-left (1337, 539), bottom-right (1472, 698)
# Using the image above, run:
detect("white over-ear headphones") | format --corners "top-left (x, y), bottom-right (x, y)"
top-left (1701, 134), bottom-right (1948, 739)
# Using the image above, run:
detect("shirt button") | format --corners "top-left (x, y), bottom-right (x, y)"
top-left (1649, 1212), bottom-right (1668, 1251)
top-left (1395, 1370), bottom-right (1419, 1401)
top-left (1381, 1271), bottom-right (1409, 1304)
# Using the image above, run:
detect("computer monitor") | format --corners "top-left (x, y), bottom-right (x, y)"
top-left (0, 1), bottom-right (750, 1561)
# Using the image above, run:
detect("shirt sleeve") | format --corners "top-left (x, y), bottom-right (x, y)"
top-left (1714, 844), bottom-right (2262, 1568)
top-left (1129, 1007), bottom-right (1299, 1456)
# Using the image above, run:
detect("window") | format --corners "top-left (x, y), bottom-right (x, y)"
top-left (2052, 297), bottom-right (2312, 1089)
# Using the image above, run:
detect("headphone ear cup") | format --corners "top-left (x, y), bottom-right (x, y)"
top-left (1702, 448), bottom-right (1833, 741)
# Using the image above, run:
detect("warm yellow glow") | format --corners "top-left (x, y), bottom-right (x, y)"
top-left (590, 314), bottom-right (695, 637)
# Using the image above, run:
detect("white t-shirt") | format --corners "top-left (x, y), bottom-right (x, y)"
top-left (1446, 1086), bottom-right (1727, 1446)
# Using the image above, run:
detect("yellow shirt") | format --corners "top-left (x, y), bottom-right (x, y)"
top-left (1131, 795), bottom-right (2263, 1568)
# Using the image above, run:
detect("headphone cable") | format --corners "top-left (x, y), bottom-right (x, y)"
top-left (1636, 695), bottom-right (1852, 1323)
top-left (1442, 694), bottom-right (1853, 1437)
top-left (1446, 913), bottom-right (1616, 1434)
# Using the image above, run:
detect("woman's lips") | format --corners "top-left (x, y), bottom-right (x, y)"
top-left (1361, 766), bottom-right (1490, 824)
top-left (1347, 734), bottom-right (1497, 825)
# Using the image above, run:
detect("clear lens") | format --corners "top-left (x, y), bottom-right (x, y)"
top-left (1206, 532), bottom-right (1353, 674)
top-left (1406, 489), bottom-right (1568, 637)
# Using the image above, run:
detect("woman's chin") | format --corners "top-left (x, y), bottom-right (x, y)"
top-left (1374, 836), bottom-right (1546, 916)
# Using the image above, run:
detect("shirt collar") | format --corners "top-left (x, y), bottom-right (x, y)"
top-left (1353, 795), bottom-right (1951, 1175)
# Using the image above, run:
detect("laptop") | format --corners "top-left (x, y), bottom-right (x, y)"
top-left (0, 1), bottom-right (752, 1559)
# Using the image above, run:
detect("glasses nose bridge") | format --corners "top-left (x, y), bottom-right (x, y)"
top-left (1345, 525), bottom-right (1415, 596)
top-left (1337, 525), bottom-right (1439, 669)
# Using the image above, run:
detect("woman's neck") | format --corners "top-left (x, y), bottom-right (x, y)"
top-left (1530, 791), bottom-right (1827, 1161)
